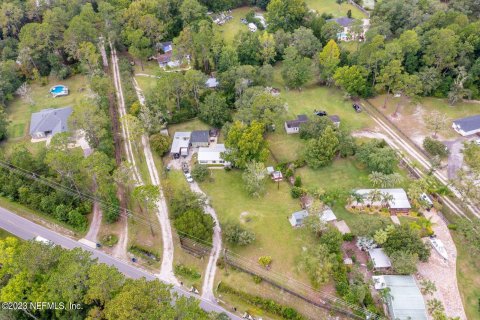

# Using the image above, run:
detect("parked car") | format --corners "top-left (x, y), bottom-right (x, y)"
top-left (313, 109), bottom-right (327, 116)
top-left (181, 162), bottom-right (189, 173)
top-left (474, 139), bottom-right (480, 145)
top-left (353, 103), bottom-right (362, 112)
top-left (420, 193), bottom-right (434, 209)
top-left (184, 172), bottom-right (193, 183)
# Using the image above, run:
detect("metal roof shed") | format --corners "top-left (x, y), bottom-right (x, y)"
top-left (383, 275), bottom-right (428, 320)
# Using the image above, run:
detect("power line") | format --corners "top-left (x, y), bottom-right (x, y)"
top-left (0, 158), bottom-right (383, 319)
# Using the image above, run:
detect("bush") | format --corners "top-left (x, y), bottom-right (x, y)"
top-left (290, 186), bottom-right (304, 198)
top-left (191, 164), bottom-right (210, 182)
top-left (294, 176), bottom-right (302, 187)
top-left (258, 256), bottom-right (272, 269)
top-left (174, 264), bottom-right (201, 280)
top-left (101, 234), bottom-right (119, 247)
top-left (447, 224), bottom-right (457, 230)
top-left (252, 275), bottom-right (262, 284)
top-left (423, 137), bottom-right (449, 158)
top-left (174, 209), bottom-right (214, 242)
top-left (224, 223), bottom-right (256, 246)
top-left (342, 233), bottom-right (354, 241)
top-left (150, 134), bottom-right (172, 156)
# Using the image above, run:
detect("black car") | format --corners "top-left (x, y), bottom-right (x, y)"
top-left (313, 110), bottom-right (327, 116)
top-left (352, 103), bottom-right (362, 112)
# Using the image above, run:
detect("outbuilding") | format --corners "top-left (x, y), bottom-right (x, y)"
top-left (368, 248), bottom-right (392, 270)
top-left (284, 114), bottom-right (309, 134)
top-left (452, 114), bottom-right (480, 136)
top-left (29, 107), bottom-right (72, 139)
top-left (289, 210), bottom-right (308, 227)
top-left (170, 132), bottom-right (191, 158)
top-left (198, 144), bottom-right (229, 166)
top-left (352, 188), bottom-right (412, 214)
top-left (191, 130), bottom-right (210, 148)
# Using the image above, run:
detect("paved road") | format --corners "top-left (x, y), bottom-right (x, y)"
top-left (0, 206), bottom-right (241, 319)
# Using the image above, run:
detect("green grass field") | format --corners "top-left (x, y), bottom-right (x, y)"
top-left (200, 170), bottom-right (315, 283)
top-left (133, 60), bottom-right (161, 76)
top-left (306, 0), bottom-right (367, 19)
top-left (5, 75), bottom-right (89, 140)
top-left (215, 7), bottom-right (260, 43)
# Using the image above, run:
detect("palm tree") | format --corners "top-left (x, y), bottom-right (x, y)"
top-left (381, 192), bottom-right (395, 209)
top-left (348, 191), bottom-right (364, 208)
top-left (369, 171), bottom-right (384, 187)
top-left (367, 189), bottom-right (382, 207)
top-left (385, 173), bottom-right (403, 188)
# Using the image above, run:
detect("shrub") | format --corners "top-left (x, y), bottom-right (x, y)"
top-left (101, 234), bottom-right (119, 247)
top-left (174, 264), bottom-right (201, 280)
top-left (224, 223), bottom-right (256, 246)
top-left (285, 168), bottom-right (294, 179)
top-left (290, 186), bottom-right (305, 198)
top-left (447, 224), bottom-right (457, 230)
top-left (423, 137), bottom-right (449, 158)
top-left (258, 256), bottom-right (272, 269)
top-left (342, 233), bottom-right (354, 241)
top-left (294, 176), bottom-right (302, 187)
top-left (150, 134), bottom-right (172, 156)
top-left (252, 275), bottom-right (262, 284)
top-left (191, 164), bottom-right (210, 182)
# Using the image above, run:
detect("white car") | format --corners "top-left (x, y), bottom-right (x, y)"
top-left (184, 172), bottom-right (193, 183)
top-left (474, 139), bottom-right (480, 145)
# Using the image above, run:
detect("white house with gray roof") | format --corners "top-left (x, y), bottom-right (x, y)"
top-left (29, 107), bottom-right (72, 139)
top-left (452, 114), bottom-right (480, 136)
top-left (352, 188), bottom-right (411, 214)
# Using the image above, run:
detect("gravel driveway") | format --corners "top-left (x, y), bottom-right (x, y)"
top-left (445, 138), bottom-right (465, 180)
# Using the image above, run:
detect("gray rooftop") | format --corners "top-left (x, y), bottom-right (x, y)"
top-left (452, 114), bottom-right (480, 132)
top-left (29, 107), bottom-right (72, 136)
top-left (383, 275), bottom-right (427, 320)
top-left (285, 114), bottom-right (309, 128)
top-left (191, 130), bottom-right (210, 143)
top-left (368, 248), bottom-right (392, 269)
top-left (327, 17), bottom-right (355, 27)
top-left (170, 131), bottom-right (191, 154)
top-left (353, 188), bottom-right (411, 209)
top-left (289, 210), bottom-right (308, 226)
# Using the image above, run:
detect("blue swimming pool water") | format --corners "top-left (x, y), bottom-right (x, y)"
top-left (50, 86), bottom-right (66, 94)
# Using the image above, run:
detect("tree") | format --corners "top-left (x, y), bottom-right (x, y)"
top-left (217, 45), bottom-right (239, 72)
top-left (425, 111), bottom-right (449, 138)
top-left (297, 244), bottom-right (334, 288)
top-left (224, 224), bottom-right (256, 246)
top-left (234, 30), bottom-right (261, 66)
top-left (0, 2), bottom-right (24, 37)
top-left (258, 256), bottom-right (272, 269)
top-left (266, 0), bottom-right (307, 32)
top-left (318, 39), bottom-right (340, 85)
top-left (132, 185), bottom-right (160, 236)
top-left (180, 0), bottom-right (207, 25)
top-left (420, 279), bottom-right (437, 296)
top-left (356, 139), bottom-right (397, 174)
top-left (223, 121), bottom-right (269, 169)
top-left (242, 161), bottom-right (268, 197)
top-left (259, 31), bottom-right (276, 64)
top-left (375, 60), bottom-right (404, 108)
top-left (448, 67), bottom-right (471, 105)
top-left (235, 87), bottom-right (285, 127)
top-left (113, 161), bottom-right (136, 187)
top-left (199, 92), bottom-right (231, 127)
top-left (150, 134), bottom-right (171, 156)
top-left (121, 114), bottom-right (144, 153)
top-left (0, 107), bottom-right (10, 141)
top-left (281, 46), bottom-right (313, 90)
top-left (423, 28), bottom-right (459, 72)
top-left (174, 209), bottom-right (214, 242)
top-left (452, 169), bottom-right (480, 207)
top-left (299, 117), bottom-right (335, 140)
top-left (304, 126), bottom-right (339, 169)
top-left (69, 99), bottom-right (109, 149)
top-left (291, 27), bottom-right (321, 58)
top-left (383, 225), bottom-right (431, 262)
top-left (76, 41), bottom-right (100, 75)
top-left (191, 164), bottom-right (210, 182)
top-left (0, 60), bottom-right (22, 105)
top-left (423, 137), bottom-right (449, 158)
top-left (184, 69), bottom-right (207, 109)
top-left (333, 65), bottom-right (368, 97)
top-left (320, 21), bottom-right (342, 42)
top-left (124, 28), bottom-right (153, 71)
top-left (463, 142), bottom-right (480, 173)
top-left (368, 172), bottom-right (403, 188)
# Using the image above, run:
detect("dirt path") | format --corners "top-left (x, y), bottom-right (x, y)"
top-left (85, 201), bottom-right (102, 242)
top-left (131, 77), bottom-right (178, 285)
top-left (358, 102), bottom-right (479, 219)
top-left (416, 211), bottom-right (467, 320)
top-left (189, 182), bottom-right (222, 302)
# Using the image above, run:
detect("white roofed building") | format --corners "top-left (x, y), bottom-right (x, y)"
top-left (352, 188), bottom-right (411, 214)
top-left (198, 144), bottom-right (229, 166)
top-left (368, 248), bottom-right (392, 270)
top-left (170, 132), bottom-right (191, 158)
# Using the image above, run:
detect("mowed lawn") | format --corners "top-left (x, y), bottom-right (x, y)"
top-left (200, 170), bottom-right (314, 282)
top-left (305, 0), bottom-right (367, 19)
top-left (368, 95), bottom-right (480, 140)
top-left (5, 75), bottom-right (89, 140)
top-left (215, 7), bottom-right (262, 43)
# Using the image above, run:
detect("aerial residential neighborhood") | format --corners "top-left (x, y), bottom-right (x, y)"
top-left (0, 0), bottom-right (479, 320)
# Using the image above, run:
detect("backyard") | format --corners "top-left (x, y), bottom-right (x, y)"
top-left (305, 0), bottom-right (367, 19)
top-left (214, 7), bottom-right (260, 44)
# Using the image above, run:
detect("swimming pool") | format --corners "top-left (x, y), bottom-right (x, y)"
top-left (50, 85), bottom-right (69, 97)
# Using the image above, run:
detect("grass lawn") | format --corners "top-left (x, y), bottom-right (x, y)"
top-left (167, 118), bottom-right (211, 135)
top-left (133, 60), bottom-right (161, 76)
top-left (135, 75), bottom-right (158, 93)
top-left (305, 0), bottom-right (367, 19)
top-left (200, 170), bottom-right (314, 283)
top-left (368, 95), bottom-right (480, 141)
top-left (215, 7), bottom-right (262, 43)
top-left (5, 75), bottom-right (89, 140)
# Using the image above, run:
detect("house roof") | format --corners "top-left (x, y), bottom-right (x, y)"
top-left (452, 114), bottom-right (480, 132)
top-left (382, 275), bottom-right (427, 320)
top-left (327, 17), bottom-right (355, 27)
top-left (285, 114), bottom-right (309, 128)
top-left (160, 41), bottom-right (173, 53)
top-left (157, 51), bottom-right (172, 64)
top-left (198, 144), bottom-right (227, 162)
top-left (320, 207), bottom-right (337, 222)
top-left (171, 132), bottom-right (191, 154)
top-left (206, 77), bottom-right (219, 88)
top-left (353, 188), bottom-right (411, 209)
top-left (29, 107), bottom-right (72, 136)
top-left (191, 130), bottom-right (210, 144)
top-left (368, 248), bottom-right (392, 269)
top-left (329, 115), bottom-right (340, 123)
top-left (289, 210), bottom-right (308, 226)
top-left (248, 22), bottom-right (257, 30)
top-left (266, 166), bottom-right (275, 174)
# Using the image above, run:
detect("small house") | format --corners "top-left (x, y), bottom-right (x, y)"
top-left (328, 115), bottom-right (341, 127)
top-left (452, 114), bottom-right (480, 136)
top-left (205, 77), bottom-right (219, 88)
top-left (289, 210), bottom-right (308, 227)
top-left (190, 130), bottom-right (210, 148)
top-left (159, 41), bottom-right (173, 53)
top-left (29, 107), bottom-right (72, 139)
top-left (248, 23), bottom-right (257, 32)
top-left (352, 188), bottom-right (412, 214)
top-left (198, 144), bottom-right (229, 166)
top-left (368, 248), bottom-right (392, 270)
top-left (170, 132), bottom-right (191, 158)
top-left (326, 17), bottom-right (369, 42)
top-left (284, 115), bottom-right (309, 134)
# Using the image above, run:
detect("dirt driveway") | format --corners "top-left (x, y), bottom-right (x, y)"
top-left (415, 211), bottom-right (467, 320)
top-left (444, 138), bottom-right (465, 180)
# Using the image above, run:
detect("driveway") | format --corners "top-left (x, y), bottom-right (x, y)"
top-left (444, 138), bottom-right (465, 180)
